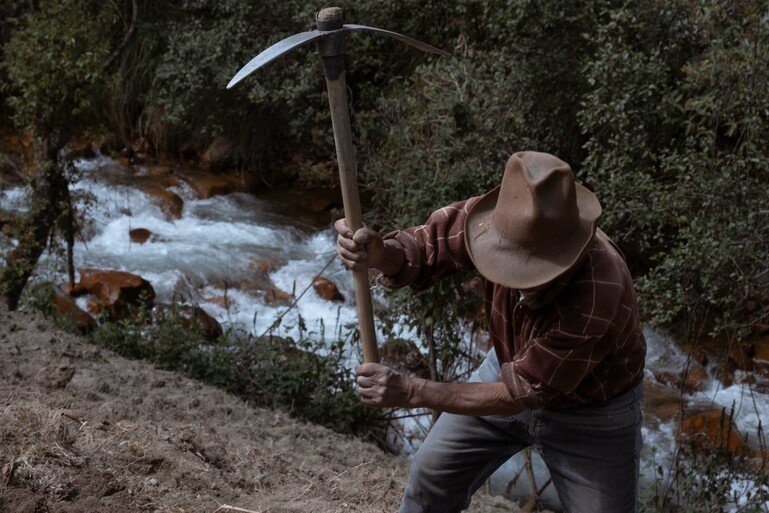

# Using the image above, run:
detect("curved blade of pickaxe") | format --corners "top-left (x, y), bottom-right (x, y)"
top-left (227, 25), bottom-right (450, 89)
top-left (342, 24), bottom-right (450, 57)
top-left (227, 30), bottom-right (332, 89)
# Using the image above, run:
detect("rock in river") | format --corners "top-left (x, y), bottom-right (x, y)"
top-left (312, 276), bottom-right (345, 303)
top-left (129, 228), bottom-right (153, 244)
top-left (145, 188), bottom-right (184, 220)
top-left (71, 269), bottom-right (155, 321)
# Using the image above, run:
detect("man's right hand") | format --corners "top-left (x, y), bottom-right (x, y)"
top-left (334, 219), bottom-right (385, 271)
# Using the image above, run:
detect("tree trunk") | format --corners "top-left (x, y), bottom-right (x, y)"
top-left (0, 136), bottom-right (70, 310)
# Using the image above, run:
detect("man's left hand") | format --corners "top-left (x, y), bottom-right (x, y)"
top-left (356, 363), bottom-right (419, 408)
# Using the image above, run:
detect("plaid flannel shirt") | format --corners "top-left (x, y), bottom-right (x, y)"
top-left (378, 197), bottom-right (646, 409)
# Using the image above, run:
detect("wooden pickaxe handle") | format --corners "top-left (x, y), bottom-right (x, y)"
top-left (324, 70), bottom-right (379, 364)
top-left (316, 7), bottom-right (379, 364)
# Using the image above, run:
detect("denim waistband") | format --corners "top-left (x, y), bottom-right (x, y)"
top-left (542, 377), bottom-right (644, 416)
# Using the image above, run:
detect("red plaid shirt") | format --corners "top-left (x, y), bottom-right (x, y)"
top-left (379, 197), bottom-right (646, 409)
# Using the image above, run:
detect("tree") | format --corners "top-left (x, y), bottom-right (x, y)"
top-left (0, 0), bottom-right (112, 309)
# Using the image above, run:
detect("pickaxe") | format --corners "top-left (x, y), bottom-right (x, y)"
top-left (227, 7), bottom-right (449, 363)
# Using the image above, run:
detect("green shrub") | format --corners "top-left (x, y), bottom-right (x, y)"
top-left (2, 0), bottom-right (112, 134)
top-left (90, 319), bottom-right (147, 360)
top-left (579, 0), bottom-right (769, 336)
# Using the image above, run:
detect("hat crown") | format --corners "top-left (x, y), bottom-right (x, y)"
top-left (492, 151), bottom-right (580, 247)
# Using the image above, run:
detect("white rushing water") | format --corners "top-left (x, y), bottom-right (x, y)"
top-left (2, 156), bottom-right (767, 509)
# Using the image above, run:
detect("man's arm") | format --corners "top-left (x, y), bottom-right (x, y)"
top-left (356, 363), bottom-right (525, 417)
top-left (334, 197), bottom-right (481, 291)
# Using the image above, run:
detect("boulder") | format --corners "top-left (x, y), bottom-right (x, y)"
top-left (726, 336), bottom-right (769, 382)
top-left (264, 286), bottom-right (293, 305)
top-left (241, 260), bottom-right (292, 305)
top-left (200, 136), bottom-right (234, 172)
top-left (380, 338), bottom-right (431, 379)
top-left (144, 163), bottom-right (173, 177)
top-left (52, 291), bottom-right (96, 332)
top-left (182, 171), bottom-right (234, 199)
top-left (679, 408), bottom-right (752, 457)
top-left (71, 269), bottom-right (155, 321)
top-left (153, 304), bottom-right (223, 341)
top-left (226, 171), bottom-right (262, 194)
top-left (145, 188), bottom-right (184, 220)
top-left (129, 228), bottom-right (153, 245)
top-left (312, 276), bottom-right (345, 302)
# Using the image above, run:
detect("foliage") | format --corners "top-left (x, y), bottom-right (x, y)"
top-left (0, 1), bottom-right (34, 122)
top-left (147, 0), bottom-right (475, 174)
top-left (2, 0), bottom-right (112, 135)
top-left (579, 0), bottom-right (769, 336)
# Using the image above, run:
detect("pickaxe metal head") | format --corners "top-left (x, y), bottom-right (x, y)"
top-left (226, 7), bottom-right (449, 364)
top-left (227, 7), bottom-right (449, 89)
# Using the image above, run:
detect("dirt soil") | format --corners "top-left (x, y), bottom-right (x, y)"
top-left (0, 308), bottom-right (527, 513)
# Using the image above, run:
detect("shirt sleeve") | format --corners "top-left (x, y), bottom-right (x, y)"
top-left (500, 263), bottom-right (623, 408)
top-left (377, 197), bottom-right (480, 291)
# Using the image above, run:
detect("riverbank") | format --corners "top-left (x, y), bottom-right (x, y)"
top-left (0, 307), bottom-right (528, 513)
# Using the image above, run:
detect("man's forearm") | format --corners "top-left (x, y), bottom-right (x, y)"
top-left (373, 239), bottom-right (406, 277)
top-left (409, 379), bottom-right (524, 417)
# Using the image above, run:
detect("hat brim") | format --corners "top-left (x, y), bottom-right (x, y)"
top-left (464, 183), bottom-right (602, 290)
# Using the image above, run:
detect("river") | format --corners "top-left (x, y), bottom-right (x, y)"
top-left (1, 155), bottom-right (767, 509)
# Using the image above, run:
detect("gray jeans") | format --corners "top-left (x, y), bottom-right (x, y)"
top-left (400, 348), bottom-right (643, 513)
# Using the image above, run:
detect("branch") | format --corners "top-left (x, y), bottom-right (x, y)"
top-left (104, 0), bottom-right (139, 69)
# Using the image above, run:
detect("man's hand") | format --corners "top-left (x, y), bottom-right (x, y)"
top-left (334, 219), bottom-right (385, 271)
top-left (356, 363), bottom-right (418, 408)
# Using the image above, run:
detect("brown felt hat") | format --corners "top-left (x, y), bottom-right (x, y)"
top-left (465, 151), bottom-right (602, 290)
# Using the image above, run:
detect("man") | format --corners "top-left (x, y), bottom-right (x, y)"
top-left (335, 151), bottom-right (646, 512)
